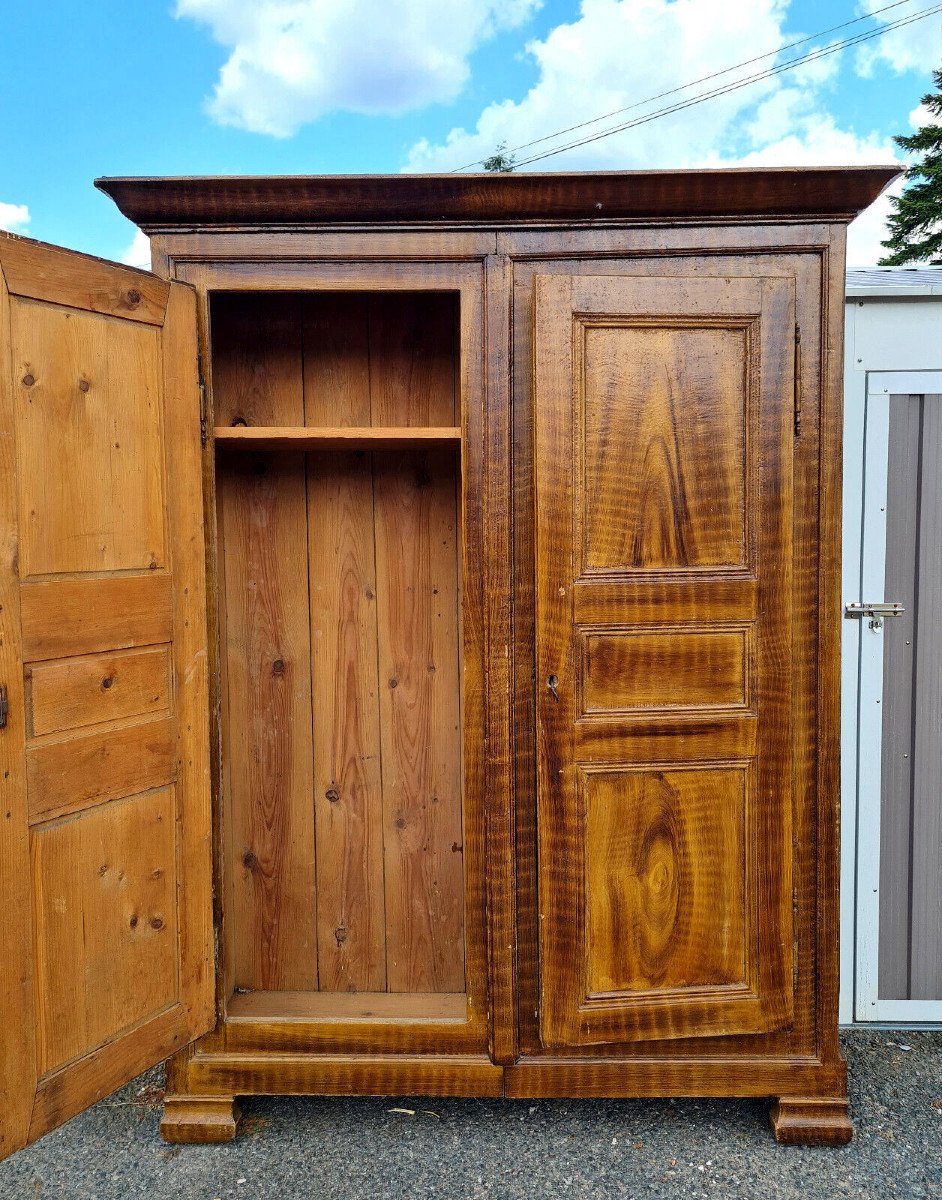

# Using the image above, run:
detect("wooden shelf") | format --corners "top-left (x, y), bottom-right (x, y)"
top-left (226, 990), bottom-right (468, 1024)
top-left (214, 425), bottom-right (461, 450)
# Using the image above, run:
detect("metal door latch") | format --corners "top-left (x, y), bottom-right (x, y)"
top-left (0, 684), bottom-right (8, 729)
top-left (844, 602), bottom-right (905, 630)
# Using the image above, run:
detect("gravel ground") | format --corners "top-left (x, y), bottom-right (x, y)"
top-left (0, 1031), bottom-right (939, 1200)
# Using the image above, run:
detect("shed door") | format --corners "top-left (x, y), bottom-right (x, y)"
top-left (534, 273), bottom-right (795, 1047)
top-left (849, 375), bottom-right (942, 1022)
top-left (0, 234), bottom-right (213, 1161)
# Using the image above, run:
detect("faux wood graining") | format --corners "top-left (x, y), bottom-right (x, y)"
top-left (88, 169), bottom-right (895, 1152)
top-left (96, 166), bottom-right (899, 227)
top-left (534, 271), bottom-right (795, 1048)
top-left (212, 291), bottom-right (465, 999)
top-left (510, 245), bottom-right (830, 1074)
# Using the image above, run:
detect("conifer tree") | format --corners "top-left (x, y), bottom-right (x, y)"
top-left (880, 66), bottom-right (942, 265)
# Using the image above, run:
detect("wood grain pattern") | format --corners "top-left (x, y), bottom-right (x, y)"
top-left (770, 1097), bottom-right (853, 1146)
top-left (31, 1005), bottom-right (191, 1143)
top-left (210, 293), bottom-right (303, 427)
top-left (227, 990), bottom-right (465, 1022)
top-left (584, 765), bottom-right (747, 996)
top-left (215, 426), bottom-right (461, 449)
top-left (0, 265), bottom-right (35, 1162)
top-left (0, 242), bottom-right (214, 1163)
top-left (137, 198), bottom-right (852, 1143)
top-left (159, 280), bottom-right (215, 1038)
top-left (96, 166), bottom-right (899, 228)
top-left (27, 718), bottom-right (175, 824)
top-left (31, 787), bottom-right (178, 1075)
top-left (511, 246), bottom-right (827, 1070)
top-left (214, 292), bottom-right (319, 992)
top-left (219, 452), bottom-right (318, 991)
top-left (27, 646), bottom-right (171, 737)
top-left (374, 448), bottom-right (465, 992)
top-left (185, 1052), bottom-right (504, 1098)
top-left (305, 295), bottom-right (386, 992)
top-left (213, 290), bottom-right (470, 1002)
top-left (160, 1095), bottom-right (242, 1144)
top-left (580, 627), bottom-right (749, 715)
top-left (534, 272), bottom-right (794, 1048)
top-left (20, 574), bottom-right (173, 661)
top-left (0, 231), bottom-right (168, 325)
top-left (581, 323), bottom-right (748, 572)
top-left (11, 299), bottom-right (166, 577)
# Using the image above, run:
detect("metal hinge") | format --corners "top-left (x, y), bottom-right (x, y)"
top-left (794, 323), bottom-right (802, 437)
top-left (199, 380), bottom-right (208, 447)
top-left (0, 684), bottom-right (8, 729)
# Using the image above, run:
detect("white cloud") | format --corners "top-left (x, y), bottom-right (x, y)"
top-left (176, 0), bottom-right (541, 137)
top-left (0, 202), bottom-right (30, 234)
top-left (402, 0), bottom-right (903, 264)
top-left (122, 230), bottom-right (152, 269)
top-left (855, 0), bottom-right (942, 78)
top-left (408, 0), bottom-right (792, 172)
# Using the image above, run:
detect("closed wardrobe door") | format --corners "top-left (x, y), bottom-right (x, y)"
top-left (533, 272), bottom-right (796, 1048)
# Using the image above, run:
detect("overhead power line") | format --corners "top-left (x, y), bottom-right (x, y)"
top-left (453, 0), bottom-right (941, 172)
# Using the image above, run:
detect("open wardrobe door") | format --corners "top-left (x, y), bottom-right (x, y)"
top-left (0, 233), bottom-right (214, 1161)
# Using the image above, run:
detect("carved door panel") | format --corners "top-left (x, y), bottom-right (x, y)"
top-left (534, 273), bottom-right (795, 1047)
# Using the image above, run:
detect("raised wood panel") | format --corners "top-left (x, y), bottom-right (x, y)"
top-left (26, 717), bottom-right (175, 825)
top-left (31, 787), bottom-right (179, 1076)
top-left (10, 299), bottom-right (167, 577)
top-left (581, 323), bottom-right (749, 573)
top-left (27, 646), bottom-right (171, 737)
top-left (19, 574), bottom-right (173, 661)
top-left (580, 627), bottom-right (750, 716)
top-left (583, 764), bottom-right (748, 995)
top-left (374, 447), bottom-right (465, 992)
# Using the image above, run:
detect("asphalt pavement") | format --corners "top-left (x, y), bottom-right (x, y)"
top-left (0, 1030), bottom-right (938, 1199)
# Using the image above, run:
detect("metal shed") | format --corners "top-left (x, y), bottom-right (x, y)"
top-left (842, 267), bottom-right (942, 1024)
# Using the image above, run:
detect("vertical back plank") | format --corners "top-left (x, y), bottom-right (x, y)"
top-left (305, 296), bottom-right (387, 991)
top-left (371, 296), bottom-right (464, 991)
top-left (373, 447), bottom-right (465, 991)
top-left (369, 294), bottom-right (458, 426)
top-left (214, 296), bottom-right (317, 990)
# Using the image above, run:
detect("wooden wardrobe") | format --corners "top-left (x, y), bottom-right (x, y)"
top-left (0, 166), bottom-right (898, 1159)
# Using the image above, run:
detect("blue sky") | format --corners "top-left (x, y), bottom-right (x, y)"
top-left (1, 0), bottom-right (940, 267)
